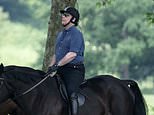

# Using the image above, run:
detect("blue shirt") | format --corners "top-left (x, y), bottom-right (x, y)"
top-left (55, 26), bottom-right (85, 64)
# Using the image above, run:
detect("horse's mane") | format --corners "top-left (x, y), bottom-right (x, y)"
top-left (4, 65), bottom-right (45, 75)
top-left (3, 65), bottom-right (46, 84)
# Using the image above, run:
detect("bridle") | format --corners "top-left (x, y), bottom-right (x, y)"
top-left (0, 71), bottom-right (56, 100)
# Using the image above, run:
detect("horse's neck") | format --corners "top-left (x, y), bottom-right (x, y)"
top-left (14, 77), bottom-right (62, 115)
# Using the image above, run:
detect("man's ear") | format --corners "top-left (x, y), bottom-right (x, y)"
top-left (72, 17), bottom-right (76, 22)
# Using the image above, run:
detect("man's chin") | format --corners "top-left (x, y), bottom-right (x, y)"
top-left (62, 24), bottom-right (66, 27)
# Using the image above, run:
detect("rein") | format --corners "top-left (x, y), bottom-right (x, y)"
top-left (11, 71), bottom-right (56, 99)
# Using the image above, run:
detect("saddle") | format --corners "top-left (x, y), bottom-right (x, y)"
top-left (55, 75), bottom-right (85, 106)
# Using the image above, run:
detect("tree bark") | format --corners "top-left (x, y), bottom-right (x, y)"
top-left (42, 0), bottom-right (77, 71)
top-left (120, 64), bottom-right (129, 79)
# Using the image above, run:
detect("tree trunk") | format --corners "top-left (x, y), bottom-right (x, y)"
top-left (120, 64), bottom-right (129, 79)
top-left (42, 0), bottom-right (77, 71)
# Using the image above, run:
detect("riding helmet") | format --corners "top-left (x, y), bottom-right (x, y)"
top-left (60, 6), bottom-right (80, 26)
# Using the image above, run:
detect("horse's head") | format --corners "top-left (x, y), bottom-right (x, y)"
top-left (0, 64), bottom-right (31, 103)
top-left (0, 65), bottom-right (59, 115)
top-left (0, 64), bottom-right (12, 104)
top-left (0, 64), bottom-right (47, 101)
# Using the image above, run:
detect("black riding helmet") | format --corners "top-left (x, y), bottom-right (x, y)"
top-left (60, 6), bottom-right (80, 26)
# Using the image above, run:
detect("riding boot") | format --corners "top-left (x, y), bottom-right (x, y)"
top-left (70, 93), bottom-right (78, 115)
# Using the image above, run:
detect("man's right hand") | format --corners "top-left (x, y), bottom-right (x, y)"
top-left (47, 64), bottom-right (59, 74)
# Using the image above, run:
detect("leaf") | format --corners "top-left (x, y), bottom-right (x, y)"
top-left (96, 2), bottom-right (102, 8)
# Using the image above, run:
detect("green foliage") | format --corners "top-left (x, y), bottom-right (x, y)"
top-left (146, 12), bottom-right (154, 23)
top-left (0, 7), bottom-right (9, 21)
top-left (0, 0), bottom-right (154, 80)
top-left (0, 0), bottom-right (50, 29)
top-left (19, 0), bottom-right (50, 27)
top-left (117, 38), bottom-right (145, 58)
top-left (79, 0), bottom-right (154, 80)
top-left (0, 0), bottom-right (48, 68)
top-left (0, 10), bottom-right (46, 67)
top-left (146, 0), bottom-right (154, 24)
top-left (0, 0), bottom-right (31, 22)
top-left (96, 0), bottom-right (114, 7)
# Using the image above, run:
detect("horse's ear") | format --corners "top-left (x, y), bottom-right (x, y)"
top-left (0, 63), bottom-right (4, 73)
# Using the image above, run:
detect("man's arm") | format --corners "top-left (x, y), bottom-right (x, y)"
top-left (58, 52), bottom-right (77, 66)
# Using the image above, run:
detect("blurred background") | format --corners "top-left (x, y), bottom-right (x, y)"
top-left (0, 0), bottom-right (154, 114)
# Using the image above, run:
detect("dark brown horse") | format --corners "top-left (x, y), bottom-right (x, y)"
top-left (0, 64), bottom-right (44, 115)
top-left (0, 64), bottom-right (147, 115)
top-left (0, 99), bottom-right (17, 115)
top-left (0, 99), bottom-right (25, 115)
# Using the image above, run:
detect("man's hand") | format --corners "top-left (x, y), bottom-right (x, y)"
top-left (47, 64), bottom-right (59, 74)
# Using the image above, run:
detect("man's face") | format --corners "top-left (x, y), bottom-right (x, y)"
top-left (61, 13), bottom-right (72, 26)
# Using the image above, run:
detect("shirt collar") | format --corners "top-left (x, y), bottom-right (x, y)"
top-left (64, 25), bottom-right (75, 32)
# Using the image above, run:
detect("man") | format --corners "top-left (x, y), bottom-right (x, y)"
top-left (47, 6), bottom-right (85, 115)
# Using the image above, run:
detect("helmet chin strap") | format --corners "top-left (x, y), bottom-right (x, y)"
top-left (63, 21), bottom-right (71, 27)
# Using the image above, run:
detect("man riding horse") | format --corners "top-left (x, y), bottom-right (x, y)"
top-left (47, 6), bottom-right (85, 115)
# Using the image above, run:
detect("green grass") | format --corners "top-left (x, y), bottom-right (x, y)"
top-left (138, 77), bottom-right (154, 115)
top-left (144, 94), bottom-right (154, 115)
top-left (140, 78), bottom-right (154, 115)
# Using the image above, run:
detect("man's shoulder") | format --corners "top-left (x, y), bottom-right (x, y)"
top-left (70, 27), bottom-right (82, 35)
